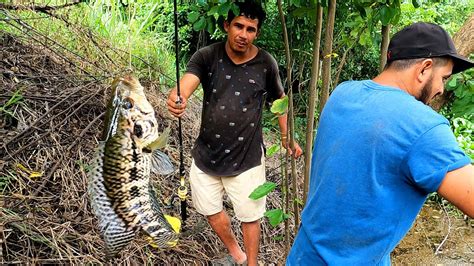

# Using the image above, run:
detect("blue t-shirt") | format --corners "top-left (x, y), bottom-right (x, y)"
top-left (287, 80), bottom-right (470, 265)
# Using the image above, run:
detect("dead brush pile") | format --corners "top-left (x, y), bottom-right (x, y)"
top-left (0, 12), bottom-right (294, 265)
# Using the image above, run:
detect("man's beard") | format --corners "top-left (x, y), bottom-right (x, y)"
top-left (418, 75), bottom-right (434, 105)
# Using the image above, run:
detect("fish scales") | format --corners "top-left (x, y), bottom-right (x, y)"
top-left (88, 75), bottom-right (178, 257)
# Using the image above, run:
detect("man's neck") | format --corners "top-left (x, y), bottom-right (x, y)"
top-left (225, 41), bottom-right (258, 65)
top-left (372, 69), bottom-right (416, 96)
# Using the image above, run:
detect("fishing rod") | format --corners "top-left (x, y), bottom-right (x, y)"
top-left (173, 0), bottom-right (188, 225)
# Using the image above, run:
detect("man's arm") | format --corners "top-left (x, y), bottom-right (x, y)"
top-left (167, 73), bottom-right (200, 118)
top-left (277, 94), bottom-right (303, 158)
top-left (437, 164), bottom-right (474, 218)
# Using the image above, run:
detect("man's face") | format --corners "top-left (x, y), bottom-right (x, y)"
top-left (224, 15), bottom-right (259, 55)
top-left (418, 60), bottom-right (453, 104)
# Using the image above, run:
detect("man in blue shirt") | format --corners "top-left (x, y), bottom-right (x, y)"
top-left (287, 22), bottom-right (474, 265)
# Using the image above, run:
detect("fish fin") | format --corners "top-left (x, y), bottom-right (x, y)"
top-left (147, 127), bottom-right (170, 151)
top-left (147, 215), bottom-right (180, 248)
top-left (148, 185), bottom-right (163, 212)
top-left (164, 215), bottom-right (181, 234)
top-left (142, 186), bottom-right (179, 249)
top-left (150, 150), bottom-right (175, 175)
top-left (87, 142), bottom-right (136, 256)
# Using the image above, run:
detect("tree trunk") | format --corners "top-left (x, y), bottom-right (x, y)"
top-left (452, 13), bottom-right (474, 56)
top-left (318, 0), bottom-right (336, 113)
top-left (430, 14), bottom-right (474, 111)
top-left (303, 4), bottom-right (323, 205)
top-left (379, 24), bottom-right (391, 72)
top-left (277, 0), bottom-right (298, 255)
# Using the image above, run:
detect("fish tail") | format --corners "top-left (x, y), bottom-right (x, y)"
top-left (142, 220), bottom-right (179, 248)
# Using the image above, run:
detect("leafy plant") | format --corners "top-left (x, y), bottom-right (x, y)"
top-left (264, 208), bottom-right (290, 227)
top-left (270, 95), bottom-right (288, 116)
top-left (445, 68), bottom-right (474, 117)
top-left (451, 116), bottom-right (473, 161)
top-left (249, 181), bottom-right (290, 227)
top-left (249, 181), bottom-right (277, 200)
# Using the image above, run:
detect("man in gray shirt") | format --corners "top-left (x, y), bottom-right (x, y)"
top-left (167, 1), bottom-right (302, 265)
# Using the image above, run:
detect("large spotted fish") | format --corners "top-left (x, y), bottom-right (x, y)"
top-left (88, 75), bottom-right (179, 257)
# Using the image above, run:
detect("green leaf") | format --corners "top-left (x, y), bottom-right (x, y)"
top-left (207, 5), bottom-right (220, 16)
top-left (193, 17), bottom-right (206, 31)
top-left (230, 3), bottom-right (240, 16)
top-left (380, 6), bottom-right (397, 25)
top-left (412, 0), bottom-right (421, 8)
top-left (188, 11), bottom-right (200, 24)
top-left (447, 77), bottom-right (457, 89)
top-left (391, 7), bottom-right (401, 25)
top-left (264, 208), bottom-right (290, 227)
top-left (454, 85), bottom-right (467, 97)
top-left (218, 2), bottom-right (231, 16)
top-left (270, 96), bottom-right (288, 115)
top-left (249, 181), bottom-right (277, 200)
top-left (266, 143), bottom-right (280, 157)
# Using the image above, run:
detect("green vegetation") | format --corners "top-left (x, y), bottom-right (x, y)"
top-left (0, 89), bottom-right (23, 118)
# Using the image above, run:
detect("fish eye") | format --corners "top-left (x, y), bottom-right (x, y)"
top-left (122, 98), bottom-right (134, 109)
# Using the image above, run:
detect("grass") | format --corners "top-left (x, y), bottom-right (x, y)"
top-left (0, 90), bottom-right (23, 117)
top-left (1, 0), bottom-right (178, 86)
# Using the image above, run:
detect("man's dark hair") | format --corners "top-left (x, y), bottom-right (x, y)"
top-left (226, 0), bottom-right (266, 30)
top-left (384, 56), bottom-right (451, 71)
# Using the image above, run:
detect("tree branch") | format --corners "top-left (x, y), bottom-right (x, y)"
top-left (0, 1), bottom-right (85, 12)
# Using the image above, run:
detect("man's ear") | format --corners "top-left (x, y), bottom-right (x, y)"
top-left (417, 59), bottom-right (434, 83)
top-left (223, 20), bottom-right (230, 32)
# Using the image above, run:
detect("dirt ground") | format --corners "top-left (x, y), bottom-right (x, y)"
top-left (392, 203), bottom-right (474, 264)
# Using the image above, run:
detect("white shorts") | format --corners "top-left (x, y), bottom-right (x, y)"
top-left (189, 156), bottom-right (266, 222)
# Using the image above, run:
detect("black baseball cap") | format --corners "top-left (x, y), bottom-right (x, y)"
top-left (387, 22), bottom-right (474, 74)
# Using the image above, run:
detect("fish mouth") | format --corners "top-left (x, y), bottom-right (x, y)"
top-left (131, 119), bottom-right (158, 144)
top-left (134, 123), bottom-right (143, 138)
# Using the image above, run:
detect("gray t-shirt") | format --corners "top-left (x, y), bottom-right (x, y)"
top-left (186, 41), bottom-right (284, 176)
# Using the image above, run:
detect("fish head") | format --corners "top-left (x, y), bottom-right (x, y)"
top-left (105, 75), bottom-right (159, 147)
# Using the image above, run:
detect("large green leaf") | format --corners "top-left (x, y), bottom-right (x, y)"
top-left (270, 96), bottom-right (288, 115)
top-left (447, 76), bottom-right (458, 89)
top-left (188, 11), bottom-right (200, 23)
top-left (218, 2), bottom-right (232, 16)
top-left (249, 181), bottom-right (277, 200)
top-left (207, 5), bottom-right (220, 16)
top-left (264, 208), bottom-right (290, 227)
top-left (193, 17), bottom-right (206, 31)
top-left (380, 6), bottom-right (398, 26)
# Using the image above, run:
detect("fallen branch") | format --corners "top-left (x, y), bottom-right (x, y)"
top-left (435, 201), bottom-right (452, 255)
top-left (0, 1), bottom-right (86, 12)
top-left (1, 87), bottom-right (81, 155)
top-left (32, 111), bottom-right (105, 197)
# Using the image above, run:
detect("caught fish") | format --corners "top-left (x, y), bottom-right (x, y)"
top-left (88, 75), bottom-right (178, 257)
